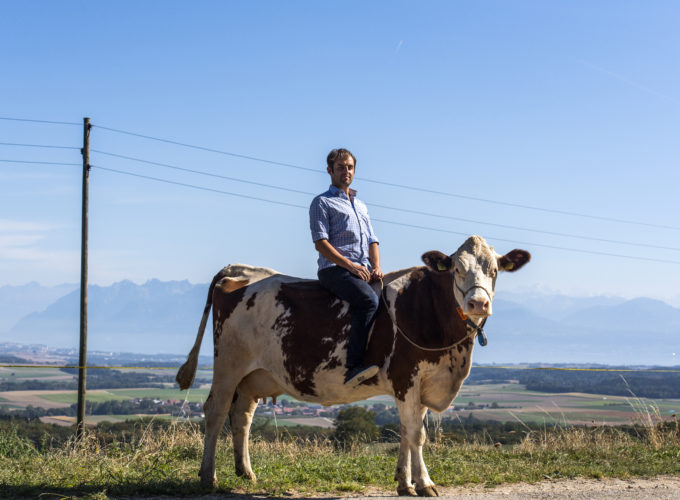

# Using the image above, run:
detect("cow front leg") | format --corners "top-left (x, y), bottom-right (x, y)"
top-left (396, 400), bottom-right (438, 497)
top-left (394, 423), bottom-right (416, 496)
top-left (229, 388), bottom-right (258, 481)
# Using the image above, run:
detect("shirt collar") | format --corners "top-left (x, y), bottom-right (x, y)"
top-left (328, 184), bottom-right (357, 200)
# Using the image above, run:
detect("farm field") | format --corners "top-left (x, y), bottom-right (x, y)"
top-left (279, 416), bottom-right (335, 428)
top-left (451, 383), bottom-right (679, 425)
top-left (0, 366), bottom-right (70, 380)
top-left (2, 379), bottom-right (678, 427)
top-left (39, 414), bottom-right (180, 426)
top-left (5, 387), bottom-right (212, 406)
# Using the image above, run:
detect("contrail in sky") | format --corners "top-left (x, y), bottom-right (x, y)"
top-left (395, 40), bottom-right (403, 53)
top-left (577, 58), bottom-right (679, 105)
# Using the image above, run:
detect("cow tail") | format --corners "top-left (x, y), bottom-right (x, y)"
top-left (176, 268), bottom-right (229, 390)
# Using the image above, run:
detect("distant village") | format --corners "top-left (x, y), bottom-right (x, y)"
top-left (148, 397), bottom-right (494, 421)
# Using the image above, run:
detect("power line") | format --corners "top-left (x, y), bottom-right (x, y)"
top-left (373, 218), bottom-right (680, 265)
top-left (90, 149), bottom-right (680, 252)
top-left (372, 204), bottom-right (680, 252)
top-left (0, 116), bottom-right (81, 126)
top-left (0, 159), bottom-right (80, 166)
top-left (92, 163), bottom-right (680, 266)
top-left (93, 122), bottom-right (680, 231)
top-left (91, 165), bottom-right (307, 210)
top-left (93, 124), bottom-right (319, 173)
top-left (0, 142), bottom-right (80, 150)
top-left (91, 149), bottom-right (314, 196)
top-left (362, 178), bottom-right (680, 231)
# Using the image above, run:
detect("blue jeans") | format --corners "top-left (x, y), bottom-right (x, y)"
top-left (317, 266), bottom-right (379, 369)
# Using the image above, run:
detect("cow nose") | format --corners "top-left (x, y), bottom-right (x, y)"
top-left (467, 298), bottom-right (489, 316)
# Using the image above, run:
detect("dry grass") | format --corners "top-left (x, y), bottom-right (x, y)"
top-left (1, 417), bottom-right (679, 498)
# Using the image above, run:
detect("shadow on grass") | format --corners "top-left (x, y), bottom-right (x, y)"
top-left (1, 480), bottom-right (353, 499)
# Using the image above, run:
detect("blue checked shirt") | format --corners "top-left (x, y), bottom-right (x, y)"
top-left (309, 185), bottom-right (379, 271)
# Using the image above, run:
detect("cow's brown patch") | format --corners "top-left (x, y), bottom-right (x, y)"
top-left (246, 292), bottom-right (257, 310)
top-left (214, 322), bottom-right (223, 358)
top-left (369, 268), bottom-right (471, 401)
top-left (273, 281), bottom-right (350, 396)
top-left (323, 356), bottom-right (343, 370)
top-left (212, 286), bottom-right (247, 357)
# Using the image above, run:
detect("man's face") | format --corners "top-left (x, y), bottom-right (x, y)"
top-left (327, 155), bottom-right (355, 190)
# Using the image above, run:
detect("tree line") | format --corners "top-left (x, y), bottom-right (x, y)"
top-left (466, 367), bottom-right (680, 399)
top-left (0, 368), bottom-right (208, 391)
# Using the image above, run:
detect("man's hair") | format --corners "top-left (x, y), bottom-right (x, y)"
top-left (326, 148), bottom-right (356, 171)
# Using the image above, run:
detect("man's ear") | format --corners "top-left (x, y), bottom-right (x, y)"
top-left (497, 249), bottom-right (531, 272)
top-left (422, 251), bottom-right (453, 272)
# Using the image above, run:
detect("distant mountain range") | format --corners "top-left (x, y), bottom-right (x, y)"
top-left (0, 282), bottom-right (78, 333)
top-left (3, 280), bottom-right (206, 356)
top-left (1, 280), bottom-right (679, 366)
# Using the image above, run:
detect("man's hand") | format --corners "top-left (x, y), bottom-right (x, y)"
top-left (370, 266), bottom-right (384, 282)
top-left (350, 263), bottom-right (372, 282)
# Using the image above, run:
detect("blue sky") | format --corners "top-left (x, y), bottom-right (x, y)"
top-left (1, 1), bottom-right (679, 305)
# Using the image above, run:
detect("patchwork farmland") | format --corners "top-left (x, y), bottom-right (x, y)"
top-left (1, 364), bottom-right (678, 427)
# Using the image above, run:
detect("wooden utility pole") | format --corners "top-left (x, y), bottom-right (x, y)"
top-left (76, 117), bottom-right (91, 439)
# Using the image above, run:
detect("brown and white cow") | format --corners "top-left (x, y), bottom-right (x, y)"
top-left (177, 236), bottom-right (530, 496)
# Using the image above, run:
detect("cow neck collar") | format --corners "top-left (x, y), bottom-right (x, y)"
top-left (379, 275), bottom-right (488, 352)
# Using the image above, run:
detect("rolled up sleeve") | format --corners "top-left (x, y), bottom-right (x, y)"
top-left (309, 197), bottom-right (329, 242)
top-left (367, 216), bottom-right (379, 245)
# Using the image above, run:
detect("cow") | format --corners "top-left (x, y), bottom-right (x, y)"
top-left (177, 235), bottom-right (530, 496)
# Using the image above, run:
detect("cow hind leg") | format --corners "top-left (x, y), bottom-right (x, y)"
top-left (229, 388), bottom-right (258, 481)
top-left (199, 377), bottom-right (241, 488)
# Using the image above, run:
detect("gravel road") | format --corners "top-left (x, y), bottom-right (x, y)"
top-left (123, 476), bottom-right (680, 499)
top-left (400, 476), bottom-right (680, 499)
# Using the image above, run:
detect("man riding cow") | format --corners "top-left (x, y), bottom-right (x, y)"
top-left (175, 148), bottom-right (531, 495)
top-left (310, 148), bottom-right (383, 386)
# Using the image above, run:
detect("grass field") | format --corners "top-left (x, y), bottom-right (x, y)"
top-left (1, 421), bottom-right (679, 498)
top-left (276, 417), bottom-right (335, 428)
top-left (33, 388), bottom-right (211, 405)
top-left (0, 367), bottom-right (68, 379)
top-left (108, 388), bottom-right (211, 402)
top-left (40, 414), bottom-right (178, 426)
top-left (445, 383), bottom-right (680, 425)
top-left (40, 391), bottom-right (131, 404)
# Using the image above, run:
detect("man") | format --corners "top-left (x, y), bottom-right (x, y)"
top-left (309, 148), bottom-right (384, 386)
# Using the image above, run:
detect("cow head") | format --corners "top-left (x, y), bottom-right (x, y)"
top-left (422, 235), bottom-right (530, 319)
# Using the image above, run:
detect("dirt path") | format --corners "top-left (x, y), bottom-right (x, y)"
top-left (428, 476), bottom-right (680, 499)
top-left (120, 476), bottom-right (680, 499)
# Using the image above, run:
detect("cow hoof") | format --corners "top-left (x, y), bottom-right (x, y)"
top-left (199, 475), bottom-right (218, 489)
top-left (416, 486), bottom-right (439, 497)
top-left (198, 470), bottom-right (218, 489)
top-left (236, 468), bottom-right (257, 482)
top-left (397, 486), bottom-right (418, 496)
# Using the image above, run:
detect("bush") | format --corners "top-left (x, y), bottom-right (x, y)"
top-left (333, 406), bottom-right (378, 444)
top-left (0, 425), bottom-right (37, 459)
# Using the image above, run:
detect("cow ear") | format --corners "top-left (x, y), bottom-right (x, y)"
top-left (422, 251), bottom-right (453, 272)
top-left (497, 249), bottom-right (531, 272)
